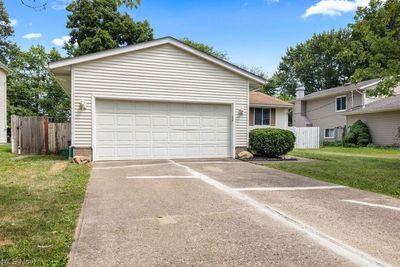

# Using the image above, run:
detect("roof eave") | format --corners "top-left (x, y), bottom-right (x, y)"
top-left (250, 103), bottom-right (293, 108)
top-left (302, 80), bottom-right (382, 101)
top-left (0, 62), bottom-right (11, 75)
top-left (346, 107), bottom-right (400, 115)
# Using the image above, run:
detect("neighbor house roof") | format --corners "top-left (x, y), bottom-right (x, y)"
top-left (301, 78), bottom-right (381, 101)
top-left (49, 36), bottom-right (266, 86)
top-left (346, 94), bottom-right (400, 115)
top-left (250, 91), bottom-right (293, 108)
top-left (0, 62), bottom-right (10, 75)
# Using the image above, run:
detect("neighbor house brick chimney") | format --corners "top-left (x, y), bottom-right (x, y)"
top-left (296, 84), bottom-right (305, 99)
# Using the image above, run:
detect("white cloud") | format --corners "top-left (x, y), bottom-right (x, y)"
top-left (22, 33), bottom-right (42, 39)
top-left (52, 36), bottom-right (70, 46)
top-left (9, 19), bottom-right (17, 27)
top-left (51, 0), bottom-right (71, 10)
top-left (302, 0), bottom-right (370, 18)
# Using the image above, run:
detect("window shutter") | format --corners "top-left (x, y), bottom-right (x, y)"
top-left (249, 108), bottom-right (254, 126)
top-left (271, 108), bottom-right (276, 126)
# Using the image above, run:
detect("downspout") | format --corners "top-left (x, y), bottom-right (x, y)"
top-left (362, 91), bottom-right (366, 108)
top-left (351, 91), bottom-right (354, 111)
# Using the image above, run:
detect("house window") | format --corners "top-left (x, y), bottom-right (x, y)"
top-left (324, 128), bottom-right (335, 139)
top-left (254, 108), bottom-right (270, 125)
top-left (336, 96), bottom-right (347, 112)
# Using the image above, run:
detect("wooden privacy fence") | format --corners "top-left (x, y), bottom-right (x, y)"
top-left (11, 115), bottom-right (71, 155)
top-left (288, 127), bottom-right (320, 149)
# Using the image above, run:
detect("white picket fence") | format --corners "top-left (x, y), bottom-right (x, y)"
top-left (288, 127), bottom-right (320, 149)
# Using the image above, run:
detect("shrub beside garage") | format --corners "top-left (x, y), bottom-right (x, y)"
top-left (249, 128), bottom-right (296, 157)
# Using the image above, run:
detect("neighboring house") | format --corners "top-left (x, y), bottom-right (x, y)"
top-left (249, 91), bottom-right (292, 130)
top-left (293, 78), bottom-right (387, 142)
top-left (346, 94), bottom-right (400, 146)
top-left (49, 37), bottom-right (266, 161)
top-left (0, 62), bottom-right (10, 144)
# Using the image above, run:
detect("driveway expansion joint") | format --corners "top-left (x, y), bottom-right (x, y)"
top-left (172, 160), bottom-right (390, 267)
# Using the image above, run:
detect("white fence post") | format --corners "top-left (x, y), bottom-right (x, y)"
top-left (288, 127), bottom-right (320, 149)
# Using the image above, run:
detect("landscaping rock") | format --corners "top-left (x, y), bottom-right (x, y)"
top-left (237, 151), bottom-right (254, 160)
top-left (73, 156), bottom-right (90, 165)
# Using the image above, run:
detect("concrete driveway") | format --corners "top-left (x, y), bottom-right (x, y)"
top-left (69, 160), bottom-right (400, 267)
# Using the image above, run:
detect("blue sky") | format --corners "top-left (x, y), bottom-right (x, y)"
top-left (5, 0), bottom-right (367, 75)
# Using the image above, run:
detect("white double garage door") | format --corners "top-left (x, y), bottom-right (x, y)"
top-left (95, 99), bottom-right (232, 160)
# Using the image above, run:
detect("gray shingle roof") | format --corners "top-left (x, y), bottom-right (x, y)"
top-left (346, 94), bottom-right (400, 115)
top-left (302, 78), bottom-right (381, 101)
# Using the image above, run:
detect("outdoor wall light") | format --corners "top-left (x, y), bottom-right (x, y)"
top-left (79, 100), bottom-right (87, 111)
top-left (238, 107), bottom-right (244, 115)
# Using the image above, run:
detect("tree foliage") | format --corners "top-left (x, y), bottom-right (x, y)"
top-left (19, 0), bottom-right (141, 10)
top-left (180, 37), bottom-right (229, 60)
top-left (350, 0), bottom-right (400, 95)
top-left (274, 0), bottom-right (400, 96)
top-left (274, 29), bottom-right (355, 96)
top-left (65, 0), bottom-right (153, 56)
top-left (0, 0), bottom-right (14, 64)
top-left (7, 46), bottom-right (70, 122)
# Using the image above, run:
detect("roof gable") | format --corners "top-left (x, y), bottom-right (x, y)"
top-left (49, 37), bottom-right (266, 85)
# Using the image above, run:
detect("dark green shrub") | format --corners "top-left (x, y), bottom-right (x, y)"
top-left (343, 120), bottom-right (372, 147)
top-left (249, 128), bottom-right (296, 157)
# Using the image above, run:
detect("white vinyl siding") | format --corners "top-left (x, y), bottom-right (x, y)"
top-left (72, 44), bottom-right (249, 149)
top-left (275, 108), bottom-right (289, 128)
top-left (0, 70), bottom-right (6, 143)
top-left (96, 100), bottom-right (231, 160)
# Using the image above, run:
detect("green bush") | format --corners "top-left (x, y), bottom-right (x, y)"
top-left (343, 120), bottom-right (372, 147)
top-left (249, 128), bottom-right (296, 157)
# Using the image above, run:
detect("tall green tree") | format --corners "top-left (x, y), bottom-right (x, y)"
top-left (180, 37), bottom-right (229, 60)
top-left (7, 46), bottom-right (70, 121)
top-left (274, 29), bottom-right (355, 96)
top-left (350, 0), bottom-right (400, 95)
top-left (0, 0), bottom-right (14, 63)
top-left (19, 0), bottom-right (141, 10)
top-left (65, 0), bottom-right (153, 56)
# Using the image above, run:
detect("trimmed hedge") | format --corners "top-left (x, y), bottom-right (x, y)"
top-left (343, 120), bottom-right (372, 147)
top-left (249, 128), bottom-right (296, 157)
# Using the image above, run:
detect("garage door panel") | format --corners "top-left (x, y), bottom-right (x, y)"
top-left (152, 132), bottom-right (169, 141)
top-left (169, 117), bottom-right (185, 126)
top-left (136, 116), bottom-right (151, 126)
top-left (151, 116), bottom-right (168, 126)
top-left (96, 100), bottom-right (115, 113)
top-left (97, 115), bottom-right (115, 128)
top-left (135, 131), bottom-right (151, 141)
top-left (116, 115), bottom-right (133, 128)
top-left (184, 132), bottom-right (200, 141)
top-left (97, 131), bottom-right (115, 142)
top-left (96, 100), bottom-right (231, 160)
top-left (97, 147), bottom-right (115, 159)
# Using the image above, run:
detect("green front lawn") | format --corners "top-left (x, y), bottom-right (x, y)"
top-left (0, 144), bottom-right (91, 266)
top-left (269, 146), bottom-right (400, 198)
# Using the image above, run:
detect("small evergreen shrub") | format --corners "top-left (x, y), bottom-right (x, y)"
top-left (343, 120), bottom-right (372, 146)
top-left (249, 128), bottom-right (296, 157)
